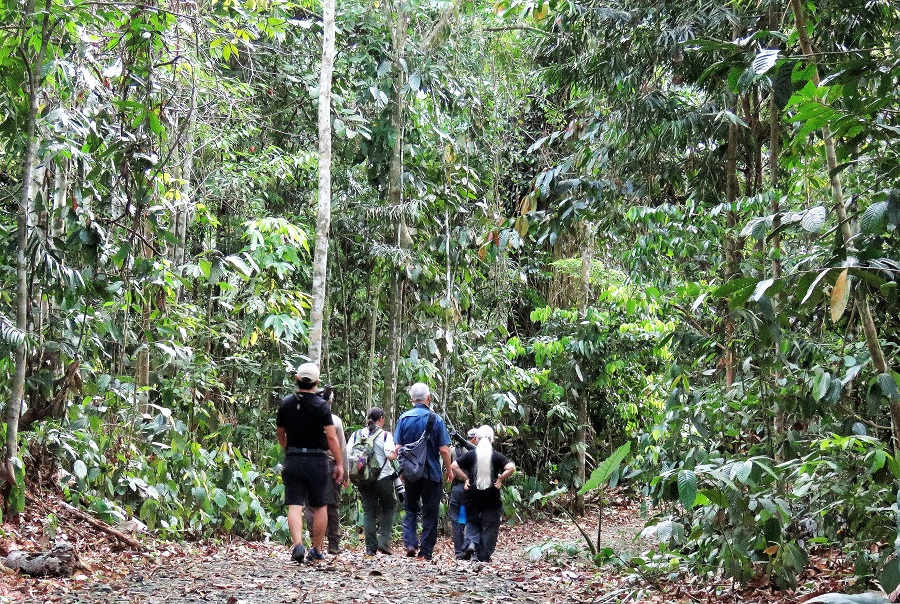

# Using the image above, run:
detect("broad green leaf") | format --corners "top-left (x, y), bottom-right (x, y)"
top-left (752, 49), bottom-right (779, 74)
top-left (224, 255), bottom-right (252, 277)
top-left (713, 277), bottom-right (757, 301)
top-left (801, 269), bottom-right (832, 305)
top-left (800, 206), bottom-right (828, 232)
top-left (735, 460), bottom-right (752, 484)
top-left (579, 442), bottom-right (631, 494)
top-left (812, 371), bottom-right (832, 402)
top-left (860, 201), bottom-right (888, 234)
top-left (878, 373), bottom-right (900, 401)
top-left (212, 488), bottom-right (228, 508)
top-left (882, 557), bottom-right (900, 598)
top-left (677, 470), bottom-right (697, 508)
top-left (750, 278), bottom-right (774, 302)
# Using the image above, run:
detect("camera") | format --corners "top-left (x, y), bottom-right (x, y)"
top-left (394, 476), bottom-right (405, 503)
top-left (450, 430), bottom-right (476, 451)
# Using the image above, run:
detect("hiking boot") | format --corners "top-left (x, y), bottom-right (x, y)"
top-left (405, 547), bottom-right (417, 557)
top-left (328, 546), bottom-right (341, 555)
top-left (377, 546), bottom-right (394, 555)
top-left (461, 542), bottom-right (476, 560)
top-left (305, 547), bottom-right (324, 563)
top-left (290, 544), bottom-right (306, 563)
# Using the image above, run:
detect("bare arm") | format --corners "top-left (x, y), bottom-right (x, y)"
top-left (440, 445), bottom-right (453, 483)
top-left (277, 426), bottom-right (287, 449)
top-left (450, 460), bottom-right (468, 481)
top-left (494, 462), bottom-right (515, 489)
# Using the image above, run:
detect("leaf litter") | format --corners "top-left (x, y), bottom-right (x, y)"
top-left (0, 489), bottom-right (868, 603)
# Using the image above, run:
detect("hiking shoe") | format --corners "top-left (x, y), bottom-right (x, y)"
top-left (461, 542), bottom-right (476, 560)
top-left (328, 546), bottom-right (341, 555)
top-left (290, 544), bottom-right (306, 563)
top-left (305, 547), bottom-right (324, 563)
top-left (406, 547), bottom-right (417, 557)
top-left (365, 550), bottom-right (376, 557)
top-left (377, 546), bottom-right (394, 555)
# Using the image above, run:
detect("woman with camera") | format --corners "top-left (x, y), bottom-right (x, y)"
top-left (347, 407), bottom-right (399, 556)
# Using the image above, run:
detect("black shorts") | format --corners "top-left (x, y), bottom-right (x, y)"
top-left (282, 453), bottom-right (333, 508)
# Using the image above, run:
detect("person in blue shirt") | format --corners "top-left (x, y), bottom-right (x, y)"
top-left (393, 382), bottom-right (452, 560)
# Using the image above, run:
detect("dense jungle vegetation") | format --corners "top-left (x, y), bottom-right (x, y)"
top-left (1, 0), bottom-right (899, 593)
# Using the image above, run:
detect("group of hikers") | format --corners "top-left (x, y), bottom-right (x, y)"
top-left (275, 362), bottom-right (516, 564)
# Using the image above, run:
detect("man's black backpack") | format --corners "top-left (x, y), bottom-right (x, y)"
top-left (396, 412), bottom-right (436, 483)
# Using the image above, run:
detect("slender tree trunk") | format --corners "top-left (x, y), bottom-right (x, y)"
top-left (382, 2), bottom-right (409, 424)
top-left (4, 0), bottom-right (52, 490)
top-left (366, 273), bottom-right (382, 410)
top-left (574, 221), bottom-right (594, 516)
top-left (175, 74), bottom-right (197, 268)
top-left (788, 0), bottom-right (897, 448)
top-left (769, 70), bottom-right (786, 459)
top-left (384, 272), bottom-right (403, 425)
top-left (307, 0), bottom-right (336, 366)
top-left (723, 89), bottom-right (740, 388)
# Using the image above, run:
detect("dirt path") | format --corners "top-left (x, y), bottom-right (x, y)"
top-left (5, 504), bottom-right (644, 604)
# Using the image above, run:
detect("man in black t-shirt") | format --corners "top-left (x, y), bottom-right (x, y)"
top-left (276, 363), bottom-right (345, 563)
top-left (451, 425), bottom-right (515, 563)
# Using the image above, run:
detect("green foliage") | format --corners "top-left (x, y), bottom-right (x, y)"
top-left (580, 442), bottom-right (631, 495)
top-left (37, 398), bottom-right (286, 540)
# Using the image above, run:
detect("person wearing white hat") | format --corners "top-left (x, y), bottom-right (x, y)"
top-left (276, 362), bottom-right (345, 564)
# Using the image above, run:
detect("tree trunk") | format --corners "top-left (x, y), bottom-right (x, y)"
top-left (769, 66), bottom-right (786, 460)
top-left (723, 90), bottom-right (740, 388)
top-left (307, 0), bottom-right (336, 366)
top-left (574, 221), bottom-right (594, 516)
top-left (381, 1), bottom-right (409, 424)
top-left (788, 0), bottom-right (897, 449)
top-left (174, 73), bottom-right (197, 268)
top-left (4, 0), bottom-right (52, 490)
top-left (384, 271), bottom-right (403, 425)
top-left (366, 274), bottom-right (382, 411)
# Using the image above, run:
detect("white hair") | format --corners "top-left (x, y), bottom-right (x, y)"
top-left (409, 382), bottom-right (430, 403)
top-left (475, 425), bottom-right (494, 490)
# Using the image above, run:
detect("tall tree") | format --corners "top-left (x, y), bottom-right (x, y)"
top-left (308, 0), bottom-right (337, 366)
top-left (3, 0), bottom-right (52, 493)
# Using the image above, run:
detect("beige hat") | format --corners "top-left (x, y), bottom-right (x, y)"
top-left (295, 362), bottom-right (320, 383)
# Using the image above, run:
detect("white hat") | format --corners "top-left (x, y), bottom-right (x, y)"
top-left (295, 362), bottom-right (320, 383)
top-left (466, 428), bottom-right (478, 438)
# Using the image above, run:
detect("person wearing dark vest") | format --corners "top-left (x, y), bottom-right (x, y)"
top-left (393, 382), bottom-right (452, 561)
top-left (449, 427), bottom-right (477, 559)
top-left (276, 362), bottom-right (345, 563)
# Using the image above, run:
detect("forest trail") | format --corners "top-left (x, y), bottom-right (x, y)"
top-left (3, 502), bottom-right (645, 604)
